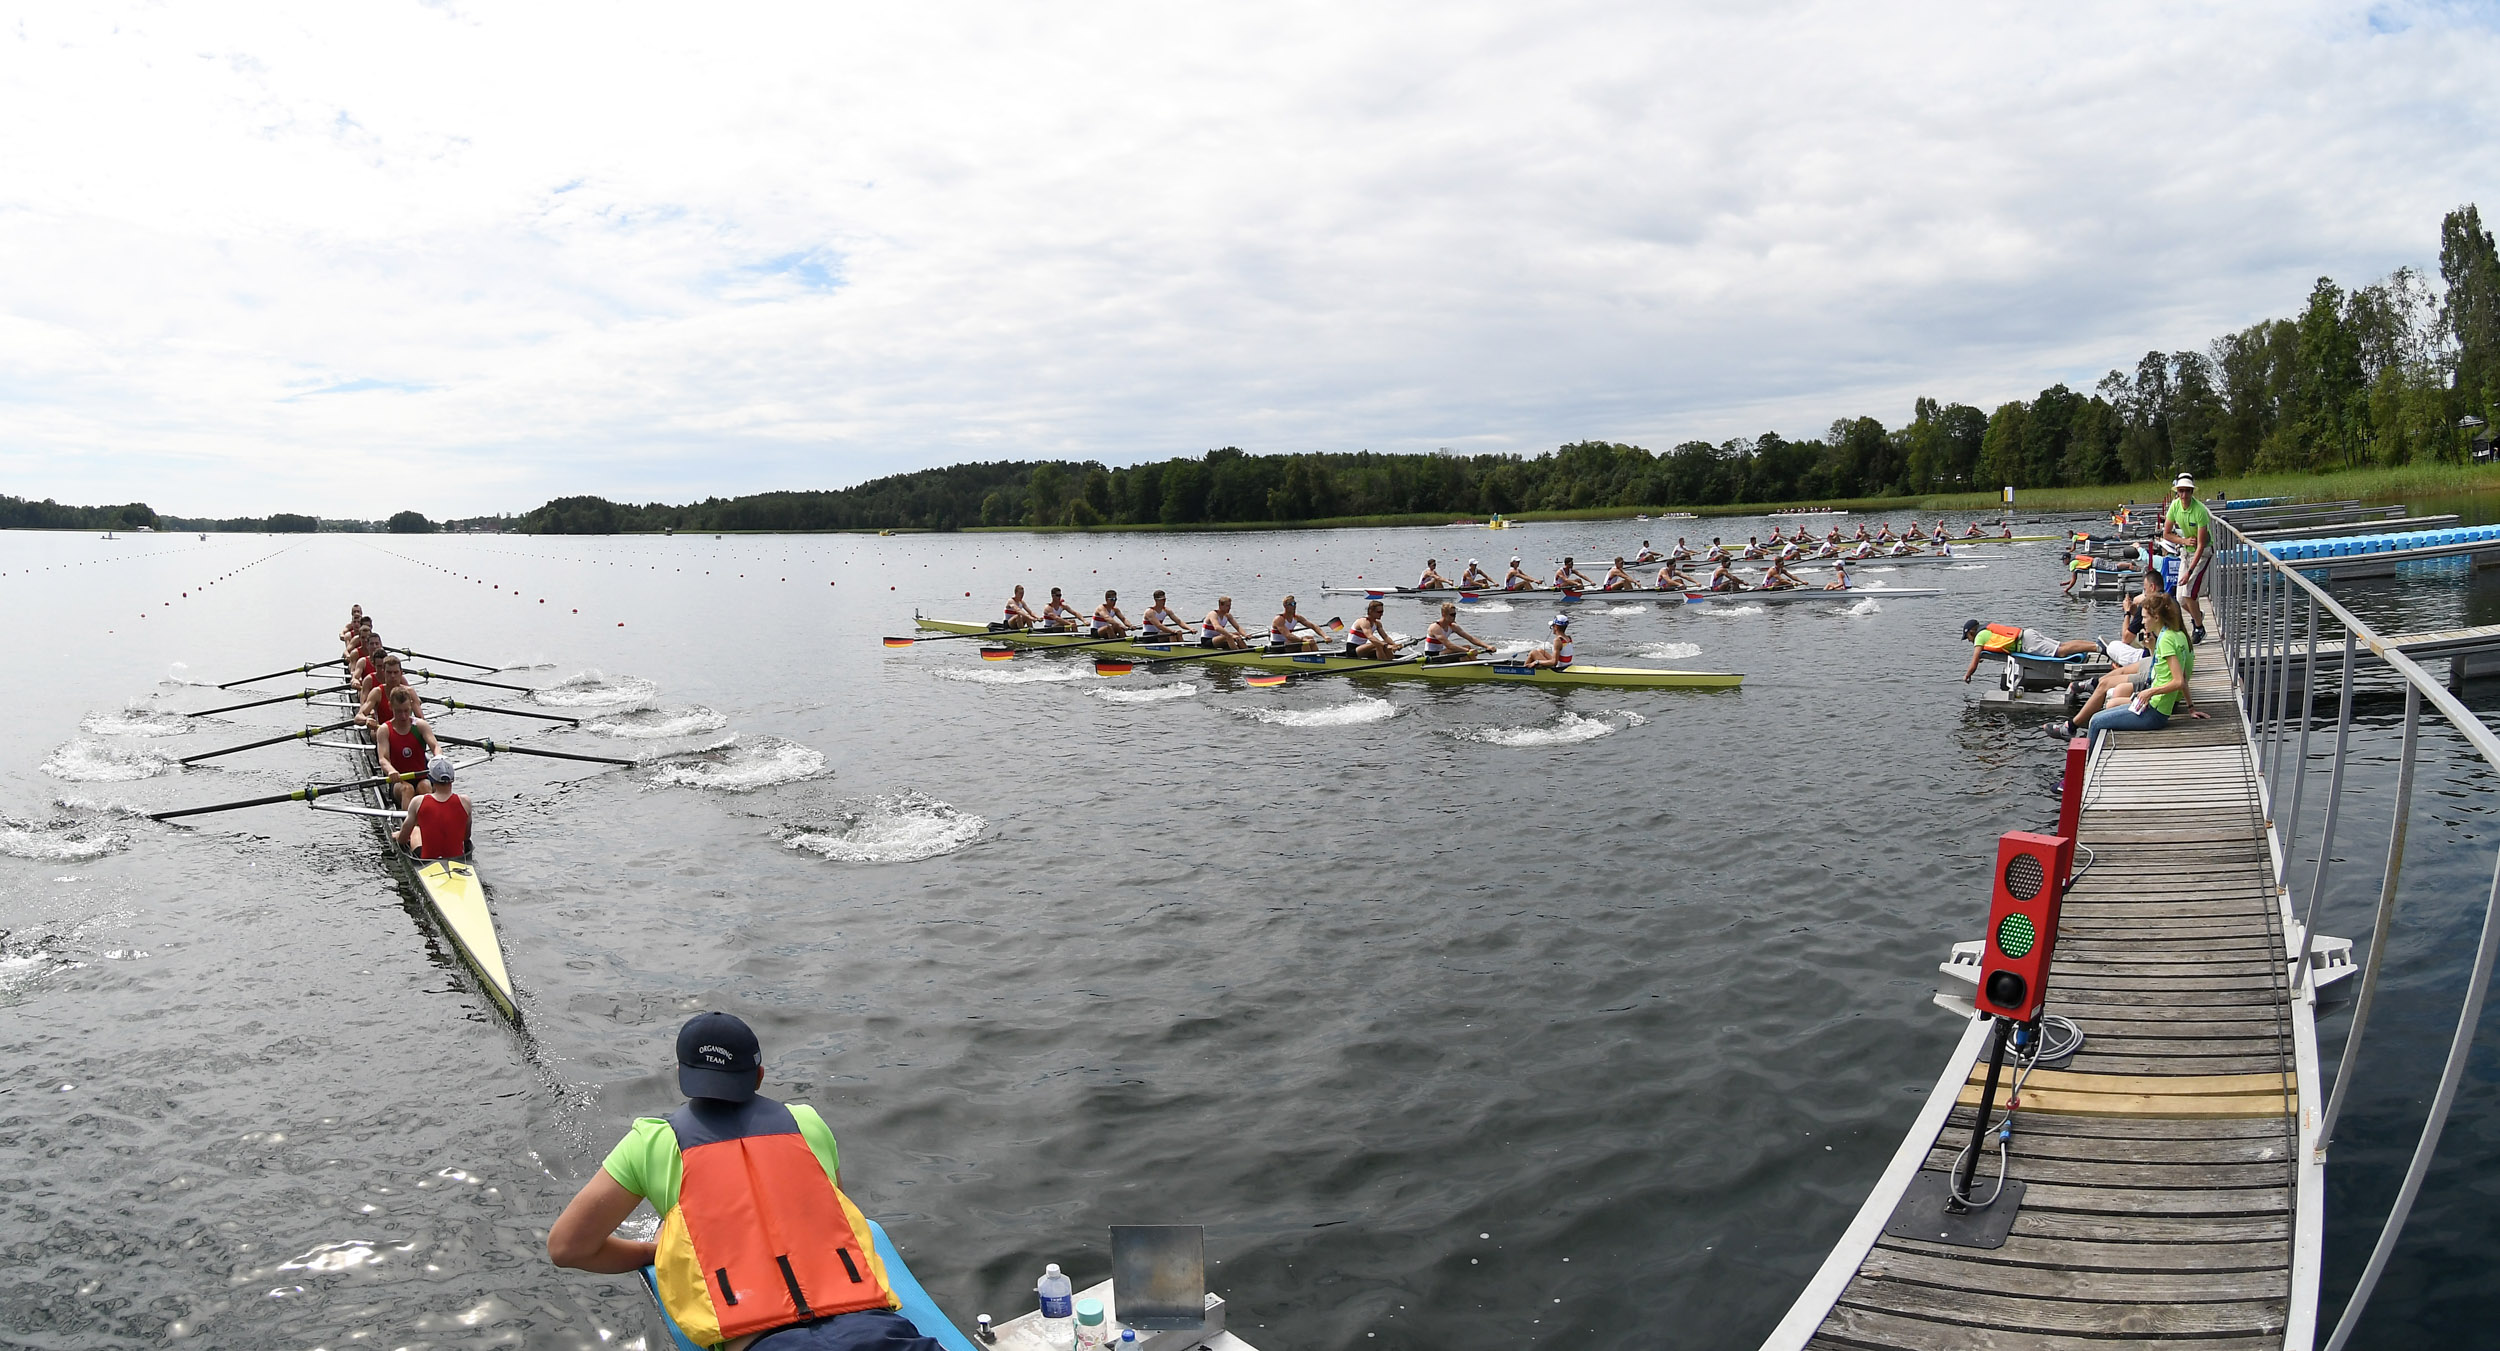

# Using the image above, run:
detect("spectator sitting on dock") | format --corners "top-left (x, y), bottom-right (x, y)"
top-left (2067, 594), bottom-right (2198, 741)
top-left (1961, 619), bottom-right (2100, 682)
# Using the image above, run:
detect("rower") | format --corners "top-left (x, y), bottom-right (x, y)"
top-left (1631, 540), bottom-right (1664, 565)
top-left (1417, 558), bottom-right (1453, 590)
top-left (363, 684), bottom-right (443, 809)
top-left (1552, 556), bottom-right (1593, 591)
top-left (1503, 557), bottom-right (1540, 591)
top-left (1202, 596), bottom-right (1251, 649)
top-left (1346, 601), bottom-right (1401, 659)
top-left (1000, 585), bottom-right (1042, 630)
top-left (1777, 540), bottom-right (1804, 562)
top-left (1523, 614), bottom-right (1573, 670)
top-left (1091, 589), bottom-right (1133, 638)
top-left (1651, 561), bottom-right (1698, 590)
top-left (1039, 587), bottom-right (1081, 631)
top-left (1705, 537), bottom-right (1731, 561)
top-left (358, 654), bottom-right (412, 726)
top-left (1852, 523), bottom-right (1870, 541)
top-left (1845, 539), bottom-right (1879, 560)
top-left (1875, 521), bottom-right (1896, 542)
top-left (1998, 522), bottom-right (2014, 540)
top-left (1823, 560), bottom-right (1852, 591)
top-left (1904, 521), bottom-right (1926, 540)
top-left (339, 604), bottom-right (367, 645)
top-left (1599, 557), bottom-right (1636, 591)
top-left (1741, 535), bottom-right (1765, 560)
top-left (1458, 558), bottom-right (1494, 589)
top-left (1963, 520), bottom-right (1986, 538)
top-left (1425, 603), bottom-right (1494, 662)
top-left (1707, 560), bottom-right (1748, 592)
top-left (1886, 538), bottom-right (1918, 557)
top-left (1961, 618), bottom-right (2102, 683)
top-left (1267, 595), bottom-right (1327, 652)
top-left (393, 756), bottom-right (471, 861)
top-left (1671, 538), bottom-right (1694, 561)
top-left (1140, 590), bottom-right (1186, 639)
top-left (1761, 558), bottom-right (1805, 590)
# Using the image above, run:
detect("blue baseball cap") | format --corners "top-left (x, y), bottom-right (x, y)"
top-left (676, 1011), bottom-right (762, 1102)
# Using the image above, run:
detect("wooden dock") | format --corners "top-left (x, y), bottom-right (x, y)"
top-left (1763, 632), bottom-right (2322, 1349)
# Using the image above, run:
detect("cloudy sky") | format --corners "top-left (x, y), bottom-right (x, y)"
top-left (3, 2), bottom-right (2495, 518)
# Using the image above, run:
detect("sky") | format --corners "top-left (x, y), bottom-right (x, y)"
top-left (2, 2), bottom-right (2496, 519)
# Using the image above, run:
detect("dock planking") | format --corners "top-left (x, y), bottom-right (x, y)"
top-left (1764, 618), bottom-right (2315, 1350)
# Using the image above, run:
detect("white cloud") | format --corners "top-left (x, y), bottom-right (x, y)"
top-left (0, 1), bottom-right (2494, 516)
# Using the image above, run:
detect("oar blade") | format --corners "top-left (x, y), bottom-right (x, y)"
top-left (1242, 671), bottom-right (1289, 689)
top-left (1093, 659), bottom-right (1135, 676)
top-left (883, 636), bottom-right (916, 648)
top-left (978, 646), bottom-right (1017, 661)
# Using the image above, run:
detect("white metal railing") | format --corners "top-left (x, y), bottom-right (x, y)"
top-left (2215, 518), bottom-right (2500, 1351)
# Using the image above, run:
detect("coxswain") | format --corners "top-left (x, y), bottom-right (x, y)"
top-left (1552, 556), bottom-right (1594, 591)
top-left (1267, 596), bottom-right (1328, 652)
top-left (1823, 560), bottom-right (1853, 591)
top-left (1345, 601), bottom-right (1403, 659)
top-left (1039, 587), bottom-right (1082, 631)
top-left (1424, 603), bottom-right (1494, 661)
top-left (1091, 589), bottom-right (1133, 638)
top-left (1961, 618), bottom-right (2101, 683)
top-left (547, 1013), bottom-right (945, 1351)
top-left (1523, 614), bottom-right (1574, 669)
top-left (1000, 585), bottom-right (1041, 630)
top-left (1417, 558), bottom-right (1453, 590)
top-left (1933, 539), bottom-right (1956, 559)
top-left (1707, 561), bottom-right (1748, 592)
top-left (393, 756), bottom-right (471, 860)
top-left (1458, 558), bottom-right (1494, 589)
top-left (1202, 596), bottom-right (1251, 649)
top-left (1599, 557), bottom-right (1636, 591)
top-left (1140, 590), bottom-right (1186, 639)
top-left (1761, 558), bottom-right (1805, 590)
top-left (363, 684), bottom-right (443, 809)
top-left (1503, 557), bottom-right (1541, 591)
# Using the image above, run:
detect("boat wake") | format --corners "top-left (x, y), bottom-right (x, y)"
top-left (530, 670), bottom-right (660, 708)
top-left (930, 663), bottom-right (1090, 685)
top-left (1227, 695), bottom-right (1396, 728)
top-left (1094, 681), bottom-right (1201, 704)
top-left (1634, 641), bottom-right (1703, 661)
top-left (161, 662), bottom-right (221, 688)
top-left (648, 736), bottom-right (830, 792)
top-left (0, 932), bottom-right (83, 1007)
top-left (781, 790), bottom-right (984, 863)
top-left (488, 656), bottom-right (560, 671)
top-left (1700, 605), bottom-right (1764, 618)
top-left (583, 705), bottom-right (730, 739)
top-left (0, 815), bottom-right (124, 862)
top-left (80, 704), bottom-right (192, 737)
top-left (1844, 597), bottom-right (1882, 616)
top-left (1460, 710), bottom-right (1647, 747)
top-left (41, 739), bottom-right (178, 782)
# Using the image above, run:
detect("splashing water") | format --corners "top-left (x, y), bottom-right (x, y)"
top-left (931, 663), bottom-right (1091, 685)
top-left (1635, 641), bottom-right (1703, 661)
top-left (1845, 597), bottom-right (1882, 616)
top-left (781, 791), bottom-right (985, 863)
top-left (1095, 681), bottom-right (1202, 704)
top-left (0, 817), bottom-right (124, 862)
top-left (530, 671), bottom-right (659, 708)
top-left (41, 739), bottom-right (178, 782)
top-left (583, 706), bottom-right (730, 739)
top-left (80, 706), bottom-right (192, 737)
top-left (1700, 605), bottom-right (1764, 618)
top-left (1227, 696), bottom-right (1397, 728)
top-left (1461, 711), bottom-right (1641, 747)
top-left (648, 737), bottom-right (830, 792)
top-left (1944, 563), bottom-right (1990, 571)
top-left (1467, 600), bottom-right (1516, 613)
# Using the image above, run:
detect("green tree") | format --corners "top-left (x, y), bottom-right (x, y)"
top-left (386, 510), bottom-right (434, 533)
top-left (1977, 400), bottom-right (2029, 489)
top-left (2440, 204), bottom-right (2500, 424)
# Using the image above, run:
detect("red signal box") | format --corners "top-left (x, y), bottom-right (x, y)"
top-left (1975, 830), bottom-right (2075, 1023)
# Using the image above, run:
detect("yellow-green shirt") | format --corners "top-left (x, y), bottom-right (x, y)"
top-left (601, 1104), bottom-right (841, 1216)
top-left (2149, 627), bottom-right (2193, 716)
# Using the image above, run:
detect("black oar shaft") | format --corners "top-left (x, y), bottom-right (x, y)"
top-left (409, 667), bottom-right (536, 695)
top-left (424, 696), bottom-right (578, 726)
top-left (218, 659), bottom-right (343, 690)
top-left (176, 721), bottom-right (357, 765)
top-left (387, 646), bottom-right (502, 672)
top-left (436, 734), bottom-right (636, 767)
top-left (188, 685), bottom-right (350, 717)
top-left (148, 770), bottom-right (416, 822)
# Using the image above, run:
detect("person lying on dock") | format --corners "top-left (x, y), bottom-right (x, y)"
top-left (1707, 561), bottom-right (1749, 592)
top-left (1425, 603), bottom-right (1494, 662)
top-left (393, 757), bottom-right (470, 860)
top-left (1000, 585), bottom-right (1042, 630)
top-left (1417, 558), bottom-right (1453, 589)
top-left (547, 1012), bottom-right (945, 1351)
top-left (2060, 550), bottom-right (2097, 597)
top-left (1503, 557), bottom-right (1541, 590)
top-left (1039, 587), bottom-right (1082, 631)
top-left (1553, 556), bottom-right (1595, 591)
top-left (1090, 590), bottom-right (1133, 638)
top-left (1961, 619), bottom-right (2101, 682)
top-left (1201, 596), bottom-right (1251, 649)
top-left (1822, 561), bottom-right (1853, 591)
top-left (1346, 601), bottom-right (1404, 659)
top-left (1760, 559), bottom-right (1806, 590)
top-left (1140, 590), bottom-right (1187, 639)
top-left (1522, 614), bottom-right (1574, 669)
top-left (1268, 596), bottom-right (1329, 652)
top-left (363, 685), bottom-right (443, 810)
top-left (1599, 557), bottom-right (1637, 590)
top-left (1458, 559), bottom-right (1494, 589)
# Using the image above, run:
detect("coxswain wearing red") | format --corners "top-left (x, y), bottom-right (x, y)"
top-left (396, 757), bottom-right (470, 860)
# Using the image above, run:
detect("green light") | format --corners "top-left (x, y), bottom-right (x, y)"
top-left (1996, 912), bottom-right (2036, 960)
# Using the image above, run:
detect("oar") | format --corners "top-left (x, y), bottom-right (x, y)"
top-left (884, 627), bottom-right (1027, 647)
top-left (421, 695), bottom-right (581, 727)
top-left (434, 734), bottom-right (638, 768)
top-left (1094, 621), bottom-right (1346, 675)
top-left (218, 659), bottom-right (346, 690)
top-left (385, 646), bottom-right (502, 673)
top-left (405, 666), bottom-right (537, 695)
top-left (176, 721), bottom-right (359, 765)
top-left (187, 685), bottom-right (352, 717)
top-left (1239, 648), bottom-right (1454, 688)
top-left (974, 630), bottom-right (1172, 660)
top-left (149, 769), bottom-right (422, 822)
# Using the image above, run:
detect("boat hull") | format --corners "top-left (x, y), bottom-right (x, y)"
top-left (344, 712), bottom-right (520, 1021)
top-left (914, 619), bottom-right (1743, 688)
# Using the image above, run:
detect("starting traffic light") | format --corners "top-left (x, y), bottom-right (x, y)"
top-left (1975, 830), bottom-right (2075, 1022)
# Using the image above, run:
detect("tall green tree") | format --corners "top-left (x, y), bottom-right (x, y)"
top-left (2441, 204), bottom-right (2500, 424)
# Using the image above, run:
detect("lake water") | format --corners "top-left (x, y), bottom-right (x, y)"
top-left (2, 512), bottom-right (2494, 1349)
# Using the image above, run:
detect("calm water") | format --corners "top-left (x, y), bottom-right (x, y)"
top-left (1, 513), bottom-right (2494, 1350)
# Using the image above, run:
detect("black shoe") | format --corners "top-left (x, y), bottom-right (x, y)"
top-left (2191, 626), bottom-right (2208, 645)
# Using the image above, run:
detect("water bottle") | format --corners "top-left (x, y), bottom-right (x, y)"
top-left (1036, 1263), bottom-right (1074, 1349)
top-left (1074, 1297), bottom-right (1107, 1350)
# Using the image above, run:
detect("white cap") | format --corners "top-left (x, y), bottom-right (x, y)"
top-left (2173, 473), bottom-right (2196, 489)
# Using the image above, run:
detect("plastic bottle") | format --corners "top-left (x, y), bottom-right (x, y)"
top-left (1074, 1297), bottom-right (1107, 1350)
top-left (1036, 1264), bottom-right (1074, 1349)
top-left (1120, 1331), bottom-right (1137, 1348)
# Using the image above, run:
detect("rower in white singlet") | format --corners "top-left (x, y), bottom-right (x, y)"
top-left (1424, 603), bottom-right (1493, 662)
top-left (1140, 590), bottom-right (1185, 640)
top-left (1416, 558), bottom-right (1452, 590)
top-left (1267, 595), bottom-right (1327, 652)
top-left (1552, 556), bottom-right (1594, 591)
top-left (1091, 590), bottom-right (1133, 638)
top-left (1631, 540), bottom-right (1664, 565)
top-left (1001, 585), bottom-right (1042, 630)
top-left (1503, 557), bottom-right (1540, 591)
top-left (1707, 561), bottom-right (1748, 592)
top-left (1040, 587), bottom-right (1082, 631)
top-left (1457, 559), bottom-right (1494, 590)
top-left (1202, 596), bottom-right (1250, 649)
top-left (1523, 614), bottom-right (1573, 670)
top-left (1761, 558), bottom-right (1806, 590)
top-left (1345, 601), bottom-right (1402, 660)
top-left (1599, 557), bottom-right (1637, 591)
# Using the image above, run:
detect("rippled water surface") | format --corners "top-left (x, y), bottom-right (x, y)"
top-left (4, 516), bottom-right (2497, 1349)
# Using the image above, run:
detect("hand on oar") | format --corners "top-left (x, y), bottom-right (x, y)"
top-left (176, 721), bottom-right (359, 765)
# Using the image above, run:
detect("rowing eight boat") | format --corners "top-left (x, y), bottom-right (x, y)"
top-left (1318, 584), bottom-right (1941, 603)
top-left (913, 618), bottom-right (1743, 688)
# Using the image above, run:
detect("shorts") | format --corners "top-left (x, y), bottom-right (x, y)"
top-left (2019, 630), bottom-right (2061, 657)
top-left (751, 1310), bottom-right (945, 1351)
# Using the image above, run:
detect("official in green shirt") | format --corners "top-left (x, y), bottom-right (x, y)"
top-left (2163, 474), bottom-right (2212, 639)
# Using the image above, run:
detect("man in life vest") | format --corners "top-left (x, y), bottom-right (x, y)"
top-left (1961, 618), bottom-right (2099, 683)
top-left (394, 756), bottom-right (471, 860)
top-left (548, 1013), bottom-right (939, 1351)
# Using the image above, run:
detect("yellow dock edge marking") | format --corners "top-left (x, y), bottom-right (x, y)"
top-left (1958, 1067), bottom-right (2295, 1119)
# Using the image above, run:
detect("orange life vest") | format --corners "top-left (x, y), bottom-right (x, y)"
top-left (653, 1097), bottom-right (899, 1346)
top-left (1972, 623), bottom-right (2023, 653)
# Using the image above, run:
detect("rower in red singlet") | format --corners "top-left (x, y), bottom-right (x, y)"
top-left (359, 655), bottom-right (413, 725)
top-left (395, 756), bottom-right (471, 861)
top-left (363, 685), bottom-right (443, 809)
